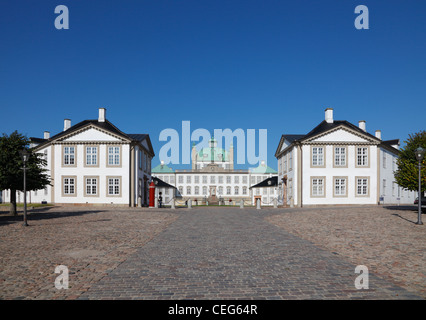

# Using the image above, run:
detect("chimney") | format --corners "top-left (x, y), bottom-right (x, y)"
top-left (44, 131), bottom-right (50, 140)
top-left (98, 108), bottom-right (106, 122)
top-left (64, 119), bottom-right (71, 131)
top-left (325, 108), bottom-right (334, 124)
top-left (358, 120), bottom-right (366, 132)
top-left (375, 130), bottom-right (381, 140)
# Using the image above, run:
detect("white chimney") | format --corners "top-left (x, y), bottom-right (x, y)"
top-left (325, 108), bottom-right (334, 124)
top-left (358, 120), bottom-right (366, 132)
top-left (98, 108), bottom-right (106, 122)
top-left (375, 130), bottom-right (381, 140)
top-left (44, 131), bottom-right (50, 139)
top-left (64, 119), bottom-right (71, 131)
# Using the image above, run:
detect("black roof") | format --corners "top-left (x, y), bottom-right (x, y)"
top-left (249, 176), bottom-right (278, 189)
top-left (152, 177), bottom-right (176, 189)
top-left (301, 120), bottom-right (380, 142)
top-left (31, 119), bottom-right (154, 156)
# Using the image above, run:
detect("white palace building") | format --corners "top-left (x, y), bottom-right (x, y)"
top-left (151, 138), bottom-right (279, 206)
top-left (2, 108), bottom-right (154, 207)
top-left (1, 107), bottom-right (416, 208)
top-left (275, 108), bottom-right (416, 207)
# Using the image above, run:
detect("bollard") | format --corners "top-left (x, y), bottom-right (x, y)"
top-left (256, 198), bottom-right (261, 210)
top-left (290, 197), bottom-right (294, 208)
top-left (155, 197), bottom-right (158, 208)
top-left (240, 200), bottom-right (244, 208)
top-left (171, 199), bottom-right (175, 209)
top-left (273, 198), bottom-right (277, 208)
top-left (188, 199), bottom-right (192, 209)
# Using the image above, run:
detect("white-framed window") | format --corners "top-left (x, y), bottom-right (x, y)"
top-left (226, 176), bottom-right (231, 184)
top-left (108, 178), bottom-right (120, 196)
top-left (64, 177), bottom-right (75, 195)
top-left (203, 186), bottom-right (207, 195)
top-left (86, 178), bottom-right (97, 195)
top-left (218, 186), bottom-right (223, 195)
top-left (194, 176), bottom-right (199, 184)
top-left (312, 147), bottom-right (324, 166)
top-left (334, 147), bottom-right (346, 167)
top-left (242, 176), bottom-right (247, 184)
top-left (64, 146), bottom-right (75, 165)
top-left (178, 186), bottom-right (183, 195)
top-left (234, 176), bottom-right (239, 184)
top-left (195, 186), bottom-right (199, 195)
top-left (218, 176), bottom-right (223, 184)
top-left (312, 178), bottom-right (325, 197)
top-left (357, 147), bottom-right (368, 167)
top-left (186, 186), bottom-right (191, 195)
top-left (86, 147), bottom-right (97, 166)
top-left (226, 186), bottom-right (231, 195)
top-left (202, 176), bottom-right (207, 184)
top-left (210, 176), bottom-right (216, 184)
top-left (289, 151), bottom-right (293, 170)
top-left (108, 146), bottom-right (120, 166)
top-left (234, 186), bottom-right (239, 195)
top-left (356, 178), bottom-right (369, 196)
top-left (178, 176), bottom-right (184, 184)
top-left (383, 179), bottom-right (386, 195)
top-left (334, 178), bottom-right (346, 196)
top-left (186, 175), bottom-right (191, 183)
top-left (383, 151), bottom-right (387, 169)
top-left (242, 186), bottom-right (247, 195)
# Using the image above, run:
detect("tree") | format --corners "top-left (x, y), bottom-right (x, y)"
top-left (394, 131), bottom-right (426, 193)
top-left (0, 131), bottom-right (51, 215)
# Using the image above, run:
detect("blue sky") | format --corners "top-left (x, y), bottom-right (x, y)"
top-left (1, 0), bottom-right (425, 170)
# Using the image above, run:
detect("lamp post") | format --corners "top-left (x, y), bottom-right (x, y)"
top-left (415, 147), bottom-right (425, 225)
top-left (19, 149), bottom-right (30, 227)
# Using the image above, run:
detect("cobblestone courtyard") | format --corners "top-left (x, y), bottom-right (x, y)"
top-left (0, 205), bottom-right (424, 300)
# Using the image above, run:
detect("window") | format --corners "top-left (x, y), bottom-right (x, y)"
top-left (86, 178), bottom-right (98, 196)
top-left (226, 186), bottom-right (231, 195)
top-left (64, 146), bottom-right (75, 165)
top-left (202, 176), bottom-right (207, 184)
top-left (218, 176), bottom-right (223, 184)
top-left (383, 179), bottom-right (386, 195)
top-left (186, 175), bottom-right (191, 183)
top-left (218, 186), bottom-right (223, 195)
top-left (195, 186), bottom-right (199, 195)
top-left (108, 177), bottom-right (121, 196)
top-left (312, 147), bottom-right (324, 167)
top-left (194, 176), bottom-right (199, 184)
top-left (242, 176), bottom-right (247, 184)
top-left (312, 178), bottom-right (325, 197)
top-left (170, 176), bottom-right (175, 184)
top-left (357, 147), bottom-right (368, 167)
top-left (178, 176), bottom-right (183, 184)
top-left (234, 186), bottom-right (239, 195)
top-left (178, 186), bottom-right (183, 195)
top-left (356, 177), bottom-right (369, 196)
top-left (234, 176), bottom-right (239, 184)
top-left (289, 151), bottom-right (293, 170)
top-left (210, 176), bottom-right (216, 184)
top-left (242, 187), bottom-right (247, 195)
top-left (334, 147), bottom-right (346, 167)
top-left (383, 151), bottom-right (387, 169)
top-left (108, 146), bottom-right (120, 166)
top-left (86, 147), bottom-right (97, 166)
top-left (63, 177), bottom-right (75, 195)
top-left (284, 154), bottom-right (288, 172)
top-left (186, 186), bottom-right (191, 195)
top-left (203, 186), bottom-right (208, 195)
top-left (226, 176), bottom-right (231, 184)
top-left (334, 178), bottom-right (347, 197)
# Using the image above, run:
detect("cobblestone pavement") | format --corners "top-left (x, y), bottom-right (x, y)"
top-left (0, 206), bottom-right (178, 300)
top-left (266, 205), bottom-right (426, 299)
top-left (78, 207), bottom-right (422, 300)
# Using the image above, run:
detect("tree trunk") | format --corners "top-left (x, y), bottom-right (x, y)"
top-left (10, 189), bottom-right (17, 216)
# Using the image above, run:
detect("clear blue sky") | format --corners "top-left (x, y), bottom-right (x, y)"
top-left (1, 0), bottom-right (425, 170)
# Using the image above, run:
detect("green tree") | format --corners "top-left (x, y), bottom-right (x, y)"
top-left (0, 131), bottom-right (51, 215)
top-left (394, 131), bottom-right (426, 193)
